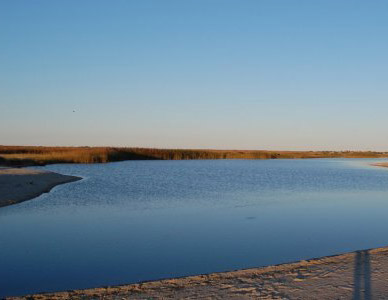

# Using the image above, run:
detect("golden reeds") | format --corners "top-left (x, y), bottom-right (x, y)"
top-left (0, 145), bottom-right (387, 166)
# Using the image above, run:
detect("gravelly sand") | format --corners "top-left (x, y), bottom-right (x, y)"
top-left (8, 247), bottom-right (388, 299)
top-left (0, 168), bottom-right (82, 207)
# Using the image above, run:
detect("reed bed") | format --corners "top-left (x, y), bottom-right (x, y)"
top-left (0, 145), bottom-right (387, 166)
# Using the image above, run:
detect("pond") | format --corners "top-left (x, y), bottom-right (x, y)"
top-left (1, 159), bottom-right (388, 297)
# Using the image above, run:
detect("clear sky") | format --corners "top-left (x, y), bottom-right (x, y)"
top-left (1, 0), bottom-right (388, 150)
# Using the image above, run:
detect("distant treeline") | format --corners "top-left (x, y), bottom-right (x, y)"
top-left (0, 145), bottom-right (388, 166)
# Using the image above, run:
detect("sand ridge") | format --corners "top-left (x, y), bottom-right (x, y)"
top-left (371, 163), bottom-right (388, 168)
top-left (0, 168), bottom-right (82, 207)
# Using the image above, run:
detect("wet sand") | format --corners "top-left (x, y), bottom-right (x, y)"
top-left (0, 168), bottom-right (82, 207)
top-left (8, 246), bottom-right (388, 299)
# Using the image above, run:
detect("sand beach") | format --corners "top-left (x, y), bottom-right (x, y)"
top-left (0, 168), bottom-right (81, 207)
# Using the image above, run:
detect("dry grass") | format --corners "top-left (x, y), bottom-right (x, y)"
top-left (0, 145), bottom-right (388, 166)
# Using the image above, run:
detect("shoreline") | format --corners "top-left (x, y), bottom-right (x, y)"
top-left (8, 246), bottom-right (388, 299)
top-left (371, 162), bottom-right (388, 168)
top-left (0, 168), bottom-right (82, 208)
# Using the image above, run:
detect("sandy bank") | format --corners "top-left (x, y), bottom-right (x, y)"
top-left (0, 168), bottom-right (82, 207)
top-left (371, 162), bottom-right (388, 168)
top-left (8, 246), bottom-right (388, 299)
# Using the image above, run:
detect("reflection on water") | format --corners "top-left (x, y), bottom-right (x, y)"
top-left (1, 158), bottom-right (388, 297)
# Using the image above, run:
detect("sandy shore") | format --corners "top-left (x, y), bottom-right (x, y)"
top-left (371, 162), bottom-right (388, 168)
top-left (7, 246), bottom-right (388, 299)
top-left (0, 168), bottom-right (82, 207)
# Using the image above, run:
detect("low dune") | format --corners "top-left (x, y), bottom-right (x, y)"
top-left (0, 168), bottom-right (82, 207)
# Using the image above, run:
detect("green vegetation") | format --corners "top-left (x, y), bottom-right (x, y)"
top-left (0, 145), bottom-right (387, 166)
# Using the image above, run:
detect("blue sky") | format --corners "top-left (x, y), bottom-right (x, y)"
top-left (1, 0), bottom-right (388, 150)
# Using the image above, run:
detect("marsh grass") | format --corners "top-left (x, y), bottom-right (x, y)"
top-left (0, 146), bottom-right (387, 166)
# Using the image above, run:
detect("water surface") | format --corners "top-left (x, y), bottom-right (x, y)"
top-left (1, 159), bottom-right (388, 297)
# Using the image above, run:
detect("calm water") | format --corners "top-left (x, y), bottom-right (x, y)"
top-left (1, 159), bottom-right (388, 297)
